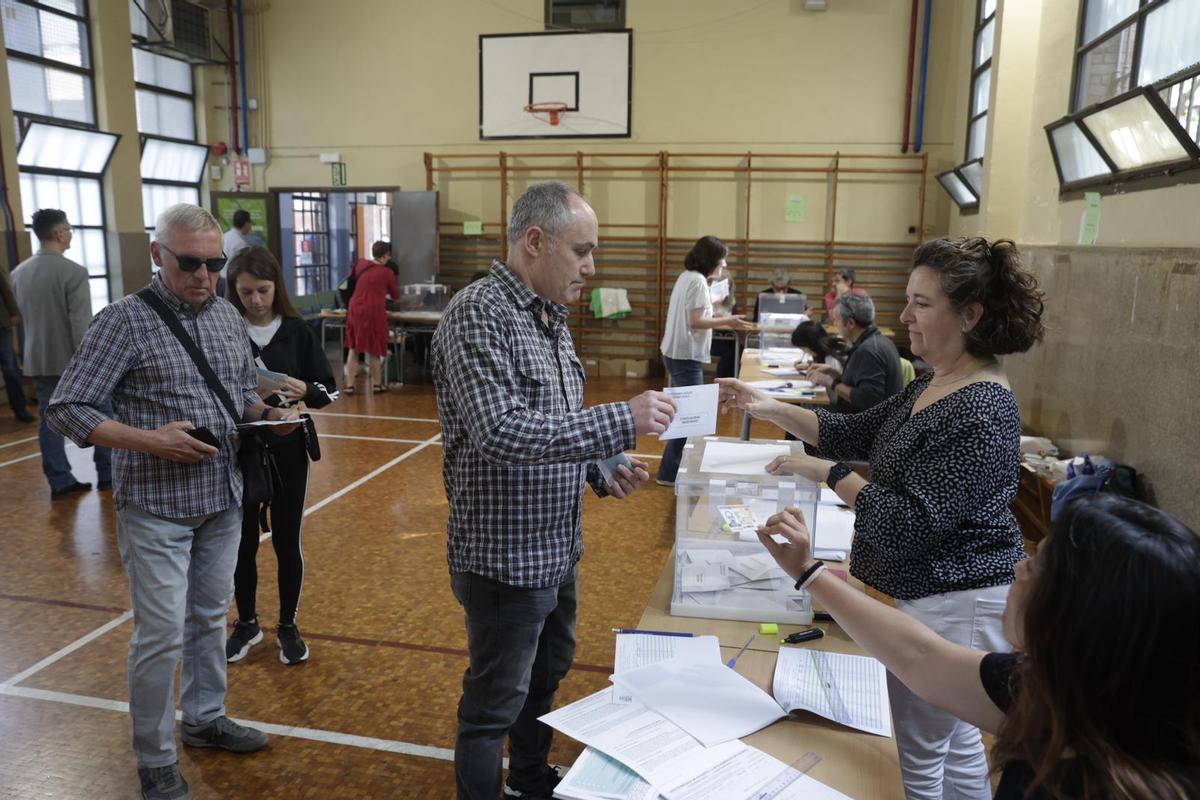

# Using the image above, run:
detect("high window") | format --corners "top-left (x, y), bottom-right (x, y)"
top-left (5, 0), bottom-right (118, 308)
top-left (1046, 0), bottom-right (1200, 191)
top-left (937, 0), bottom-right (995, 212)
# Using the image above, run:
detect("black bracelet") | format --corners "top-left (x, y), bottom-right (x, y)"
top-left (793, 561), bottom-right (825, 591)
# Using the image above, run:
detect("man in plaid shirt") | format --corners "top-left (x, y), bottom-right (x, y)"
top-left (47, 204), bottom-right (297, 800)
top-left (433, 182), bottom-right (676, 800)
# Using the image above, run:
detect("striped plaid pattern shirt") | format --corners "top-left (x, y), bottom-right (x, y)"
top-left (47, 275), bottom-right (258, 519)
top-left (432, 261), bottom-right (636, 588)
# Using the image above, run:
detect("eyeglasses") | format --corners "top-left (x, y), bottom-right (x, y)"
top-left (159, 243), bottom-right (227, 274)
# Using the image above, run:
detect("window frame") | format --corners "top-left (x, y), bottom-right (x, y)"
top-left (292, 192), bottom-right (331, 296)
top-left (1050, 0), bottom-right (1200, 194)
top-left (5, 0), bottom-right (99, 127)
top-left (938, 0), bottom-right (994, 213)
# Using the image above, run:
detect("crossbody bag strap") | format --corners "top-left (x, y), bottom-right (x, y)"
top-left (137, 287), bottom-right (243, 427)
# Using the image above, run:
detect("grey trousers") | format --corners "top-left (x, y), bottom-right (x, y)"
top-left (116, 501), bottom-right (241, 768)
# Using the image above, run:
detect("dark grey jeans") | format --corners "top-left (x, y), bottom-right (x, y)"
top-left (450, 568), bottom-right (578, 800)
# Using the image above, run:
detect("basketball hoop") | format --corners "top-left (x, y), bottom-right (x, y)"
top-left (524, 102), bottom-right (569, 126)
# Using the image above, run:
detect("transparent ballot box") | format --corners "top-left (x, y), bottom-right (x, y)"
top-left (672, 437), bottom-right (820, 624)
top-left (758, 311), bottom-right (809, 353)
top-left (394, 282), bottom-right (451, 312)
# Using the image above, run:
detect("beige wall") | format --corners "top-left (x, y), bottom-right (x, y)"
top-left (208, 0), bottom-right (963, 241)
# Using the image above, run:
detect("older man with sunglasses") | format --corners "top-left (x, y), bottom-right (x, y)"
top-left (47, 204), bottom-right (297, 800)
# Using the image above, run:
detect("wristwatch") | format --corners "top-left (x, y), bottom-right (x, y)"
top-left (826, 462), bottom-right (854, 491)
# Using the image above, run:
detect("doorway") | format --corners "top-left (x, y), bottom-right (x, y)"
top-left (276, 188), bottom-right (396, 298)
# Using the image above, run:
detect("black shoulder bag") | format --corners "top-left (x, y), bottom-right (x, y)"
top-left (137, 288), bottom-right (278, 510)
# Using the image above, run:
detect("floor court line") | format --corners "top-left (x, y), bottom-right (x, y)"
top-left (0, 435), bottom-right (37, 450)
top-left (321, 433), bottom-right (437, 445)
top-left (0, 451), bottom-right (41, 469)
top-left (307, 410), bottom-right (439, 423)
top-left (0, 593), bottom-right (128, 615)
top-left (0, 685), bottom-right (457, 764)
top-left (1, 610), bottom-right (133, 689)
top-left (259, 432), bottom-right (443, 543)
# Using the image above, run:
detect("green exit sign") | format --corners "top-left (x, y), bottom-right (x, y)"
top-left (332, 161), bottom-right (347, 186)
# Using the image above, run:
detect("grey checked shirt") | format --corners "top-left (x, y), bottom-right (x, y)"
top-left (47, 275), bottom-right (258, 519)
top-left (432, 261), bottom-right (636, 588)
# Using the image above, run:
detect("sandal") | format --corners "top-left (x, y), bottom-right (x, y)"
top-left (372, 384), bottom-right (387, 393)
top-left (342, 385), bottom-right (355, 395)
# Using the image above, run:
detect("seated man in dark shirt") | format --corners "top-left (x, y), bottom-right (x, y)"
top-left (805, 293), bottom-right (902, 412)
top-left (753, 495), bottom-right (1200, 800)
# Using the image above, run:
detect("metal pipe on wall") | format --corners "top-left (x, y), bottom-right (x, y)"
top-left (902, 0), bottom-right (919, 153)
top-left (914, 0), bottom-right (933, 153)
top-left (225, 0), bottom-right (239, 153)
top-left (236, 0), bottom-right (250, 152)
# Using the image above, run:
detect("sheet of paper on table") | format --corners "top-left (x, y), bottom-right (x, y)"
top-left (698, 441), bottom-right (791, 476)
top-left (814, 503), bottom-right (855, 553)
top-left (553, 746), bottom-right (660, 800)
top-left (613, 634), bottom-right (721, 704)
top-left (610, 656), bottom-right (787, 747)
top-left (772, 646), bottom-right (892, 737)
top-left (660, 384), bottom-right (719, 441)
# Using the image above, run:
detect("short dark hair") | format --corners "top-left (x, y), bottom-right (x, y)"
top-left (225, 246), bottom-right (303, 319)
top-left (371, 240), bottom-right (392, 259)
top-left (32, 208), bottom-right (68, 242)
top-left (684, 236), bottom-right (728, 277)
top-left (836, 268), bottom-right (856, 284)
top-left (791, 319), bottom-right (848, 360)
top-left (911, 236), bottom-right (1044, 357)
top-left (232, 209), bottom-right (251, 229)
top-left (994, 495), bottom-right (1200, 799)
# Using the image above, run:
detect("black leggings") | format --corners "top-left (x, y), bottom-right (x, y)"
top-left (234, 436), bottom-right (309, 626)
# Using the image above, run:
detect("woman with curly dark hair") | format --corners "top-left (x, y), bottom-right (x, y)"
top-left (756, 494), bottom-right (1200, 800)
top-left (720, 237), bottom-right (1046, 799)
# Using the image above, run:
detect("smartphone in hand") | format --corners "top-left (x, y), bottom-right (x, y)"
top-left (186, 427), bottom-right (220, 449)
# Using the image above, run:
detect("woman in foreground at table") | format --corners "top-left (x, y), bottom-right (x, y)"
top-left (718, 237), bottom-right (1044, 799)
top-left (757, 495), bottom-right (1200, 800)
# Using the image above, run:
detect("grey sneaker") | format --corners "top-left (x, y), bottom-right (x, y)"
top-left (276, 623), bottom-right (310, 665)
top-left (137, 762), bottom-right (190, 800)
top-left (226, 618), bottom-right (263, 663)
top-left (181, 715), bottom-right (268, 753)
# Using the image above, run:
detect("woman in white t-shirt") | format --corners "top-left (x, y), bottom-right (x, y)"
top-left (657, 236), bottom-right (755, 485)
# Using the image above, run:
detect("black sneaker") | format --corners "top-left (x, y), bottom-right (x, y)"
top-left (181, 715), bottom-right (268, 753)
top-left (503, 764), bottom-right (567, 799)
top-left (137, 762), bottom-right (191, 800)
top-left (50, 480), bottom-right (91, 499)
top-left (276, 623), bottom-right (309, 665)
top-left (225, 618), bottom-right (262, 663)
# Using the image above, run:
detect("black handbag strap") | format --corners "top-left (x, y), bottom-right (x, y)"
top-left (137, 287), bottom-right (243, 427)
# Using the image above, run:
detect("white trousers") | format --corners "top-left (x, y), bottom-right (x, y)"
top-left (889, 584), bottom-right (1011, 800)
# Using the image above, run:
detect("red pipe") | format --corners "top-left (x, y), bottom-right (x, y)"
top-left (226, 0), bottom-right (240, 154)
top-left (901, 0), bottom-right (919, 153)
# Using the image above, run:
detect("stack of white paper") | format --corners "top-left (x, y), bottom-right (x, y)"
top-left (612, 634), bottom-right (721, 704)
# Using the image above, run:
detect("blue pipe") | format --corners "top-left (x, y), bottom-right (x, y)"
top-left (236, 0), bottom-right (250, 151)
top-left (914, 0), bottom-right (933, 153)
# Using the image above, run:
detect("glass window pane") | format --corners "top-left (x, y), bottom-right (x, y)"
top-left (142, 184), bottom-right (200, 229)
top-left (1049, 122), bottom-right (1112, 181)
top-left (1074, 22), bottom-right (1136, 110)
top-left (959, 161), bottom-right (984, 194)
top-left (1, 2), bottom-right (88, 67)
top-left (1159, 75), bottom-right (1200, 147)
top-left (980, 0), bottom-right (996, 21)
top-left (1139, 0), bottom-right (1200, 86)
top-left (140, 139), bottom-right (207, 183)
top-left (967, 115), bottom-right (988, 160)
top-left (77, 229), bottom-right (107, 276)
top-left (1082, 0), bottom-right (1138, 44)
top-left (135, 89), bottom-right (195, 140)
top-left (133, 49), bottom-right (193, 93)
top-left (975, 18), bottom-right (994, 66)
top-left (972, 67), bottom-right (992, 117)
top-left (41, 0), bottom-right (85, 14)
top-left (77, 178), bottom-right (103, 226)
top-left (938, 171), bottom-right (977, 207)
top-left (17, 123), bottom-right (117, 174)
top-left (20, 173), bottom-right (103, 228)
top-left (6, 57), bottom-right (94, 123)
top-left (1082, 94), bottom-right (1191, 169)
top-left (89, 277), bottom-right (109, 313)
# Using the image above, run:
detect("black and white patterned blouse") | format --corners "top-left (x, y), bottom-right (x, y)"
top-left (811, 373), bottom-right (1026, 600)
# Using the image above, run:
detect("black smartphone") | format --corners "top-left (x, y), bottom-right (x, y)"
top-left (186, 427), bottom-right (220, 449)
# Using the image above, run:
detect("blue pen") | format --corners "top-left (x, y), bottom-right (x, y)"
top-left (611, 628), bottom-right (694, 637)
top-left (726, 634), bottom-right (756, 668)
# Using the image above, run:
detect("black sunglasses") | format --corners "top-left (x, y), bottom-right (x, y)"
top-left (159, 243), bottom-right (227, 274)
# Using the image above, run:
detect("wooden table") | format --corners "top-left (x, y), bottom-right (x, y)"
top-left (737, 348), bottom-right (831, 439)
top-left (636, 552), bottom-right (903, 799)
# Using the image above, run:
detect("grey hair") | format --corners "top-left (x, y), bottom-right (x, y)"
top-left (154, 203), bottom-right (221, 243)
top-left (835, 292), bottom-right (875, 327)
top-left (506, 181), bottom-right (584, 249)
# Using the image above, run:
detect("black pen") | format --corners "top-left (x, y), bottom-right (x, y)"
top-left (782, 629), bottom-right (824, 645)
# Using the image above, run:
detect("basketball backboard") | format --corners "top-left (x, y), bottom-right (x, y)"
top-left (479, 30), bottom-right (632, 140)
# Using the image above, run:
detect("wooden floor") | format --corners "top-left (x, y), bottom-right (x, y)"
top-left (0, 373), bottom-right (768, 799)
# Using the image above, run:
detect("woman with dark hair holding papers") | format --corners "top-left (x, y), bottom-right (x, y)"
top-left (756, 495), bottom-right (1200, 800)
top-left (225, 247), bottom-right (337, 667)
